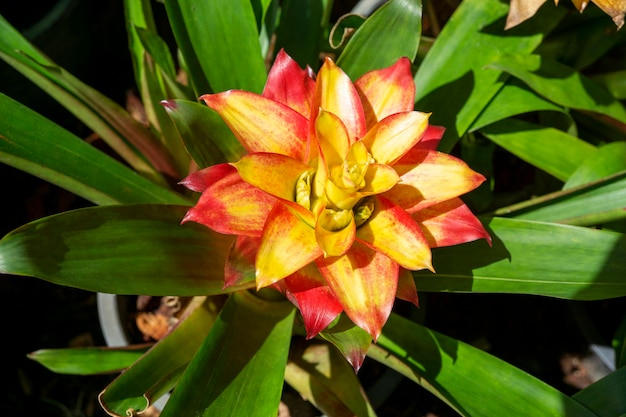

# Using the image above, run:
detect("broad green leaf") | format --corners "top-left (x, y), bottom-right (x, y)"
top-left (274, 0), bottom-right (326, 69)
top-left (160, 291), bottom-right (295, 417)
top-left (0, 204), bottom-right (252, 296)
top-left (0, 16), bottom-right (177, 183)
top-left (28, 346), bottom-right (148, 375)
top-left (565, 142), bottom-right (626, 189)
top-left (164, 0), bottom-right (267, 94)
top-left (285, 341), bottom-right (376, 417)
top-left (0, 93), bottom-right (188, 206)
top-left (162, 99), bottom-right (245, 167)
top-left (572, 366), bottom-right (626, 417)
top-left (337, 0), bottom-right (422, 80)
top-left (488, 53), bottom-right (626, 125)
top-left (592, 71), bottom-right (626, 100)
top-left (481, 119), bottom-right (596, 182)
top-left (413, 0), bottom-right (566, 152)
top-left (100, 297), bottom-right (217, 415)
top-left (492, 171), bottom-right (626, 226)
top-left (370, 313), bottom-right (597, 417)
top-left (413, 217), bottom-right (626, 300)
top-left (470, 78), bottom-right (564, 131)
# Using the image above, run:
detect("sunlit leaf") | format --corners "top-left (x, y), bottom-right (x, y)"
top-left (159, 291), bottom-right (295, 417)
top-left (369, 313), bottom-right (597, 417)
top-left (413, 216), bottom-right (626, 300)
top-left (0, 93), bottom-right (188, 206)
top-left (100, 297), bottom-right (217, 415)
top-left (337, 0), bottom-right (422, 80)
top-left (0, 205), bottom-right (250, 296)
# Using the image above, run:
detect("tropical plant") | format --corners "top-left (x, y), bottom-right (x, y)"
top-left (1, 0), bottom-right (625, 416)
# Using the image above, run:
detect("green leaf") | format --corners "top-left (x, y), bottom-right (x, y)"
top-left (0, 204), bottom-right (251, 296)
top-left (285, 341), bottom-right (376, 417)
top-left (565, 142), bottom-right (626, 189)
top-left (162, 99), bottom-right (246, 167)
top-left (481, 119), bottom-right (596, 182)
top-left (164, 0), bottom-right (267, 94)
top-left (470, 78), bottom-right (565, 131)
top-left (592, 71), bottom-right (626, 100)
top-left (370, 313), bottom-right (597, 417)
top-left (413, 217), bottom-right (626, 300)
top-left (488, 53), bottom-right (626, 125)
top-left (0, 16), bottom-right (179, 183)
top-left (572, 366), bottom-right (626, 417)
top-left (492, 171), bottom-right (626, 227)
top-left (124, 0), bottom-right (160, 87)
top-left (337, 0), bottom-right (422, 80)
top-left (100, 297), bottom-right (218, 415)
top-left (28, 346), bottom-right (148, 375)
top-left (413, 0), bottom-right (566, 152)
top-left (160, 291), bottom-right (295, 417)
top-left (274, 0), bottom-right (326, 69)
top-left (0, 93), bottom-right (188, 206)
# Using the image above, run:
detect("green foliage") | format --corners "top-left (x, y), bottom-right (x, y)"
top-left (1, 0), bottom-right (625, 416)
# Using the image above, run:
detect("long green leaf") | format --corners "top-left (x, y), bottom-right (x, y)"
top-left (100, 297), bottom-right (217, 415)
top-left (28, 346), bottom-right (149, 375)
top-left (413, 0), bottom-right (566, 152)
top-left (492, 171), bottom-right (626, 226)
top-left (163, 99), bottom-right (245, 167)
top-left (274, 0), bottom-right (326, 69)
top-left (160, 291), bottom-right (295, 417)
top-left (413, 217), bottom-right (626, 300)
top-left (481, 119), bottom-right (596, 182)
top-left (337, 0), bottom-right (422, 80)
top-left (470, 78), bottom-right (564, 131)
top-left (0, 15), bottom-right (177, 183)
top-left (164, 0), bottom-right (267, 94)
top-left (572, 366), bottom-right (626, 417)
top-left (488, 53), bottom-right (626, 125)
top-left (285, 341), bottom-right (376, 417)
top-left (0, 204), bottom-right (250, 295)
top-left (0, 93), bottom-right (188, 206)
top-left (370, 313), bottom-right (597, 417)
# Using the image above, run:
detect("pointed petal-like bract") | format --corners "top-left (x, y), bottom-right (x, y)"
top-left (415, 124), bottom-right (445, 151)
top-left (224, 236), bottom-right (260, 288)
top-left (317, 242), bottom-right (398, 341)
top-left (263, 49), bottom-right (316, 118)
top-left (284, 264), bottom-right (343, 339)
top-left (388, 150), bottom-right (486, 212)
top-left (256, 202), bottom-right (322, 288)
top-left (355, 57), bottom-right (415, 128)
top-left (356, 196), bottom-right (433, 271)
top-left (396, 268), bottom-right (420, 307)
top-left (360, 111), bottom-right (430, 165)
top-left (181, 164), bottom-right (275, 237)
top-left (313, 58), bottom-right (367, 143)
top-left (411, 197), bottom-right (491, 248)
top-left (201, 91), bottom-right (309, 161)
top-left (234, 153), bottom-right (309, 202)
top-left (315, 109), bottom-right (351, 168)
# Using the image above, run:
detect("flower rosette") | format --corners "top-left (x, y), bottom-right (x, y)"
top-left (180, 50), bottom-right (490, 360)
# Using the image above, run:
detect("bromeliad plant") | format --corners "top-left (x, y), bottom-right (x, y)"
top-left (1, 0), bottom-right (626, 416)
top-left (179, 50), bottom-right (490, 349)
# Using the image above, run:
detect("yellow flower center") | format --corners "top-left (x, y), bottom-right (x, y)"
top-left (295, 141), bottom-right (379, 231)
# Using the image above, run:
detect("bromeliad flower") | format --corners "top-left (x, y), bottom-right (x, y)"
top-left (180, 49), bottom-right (490, 346)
